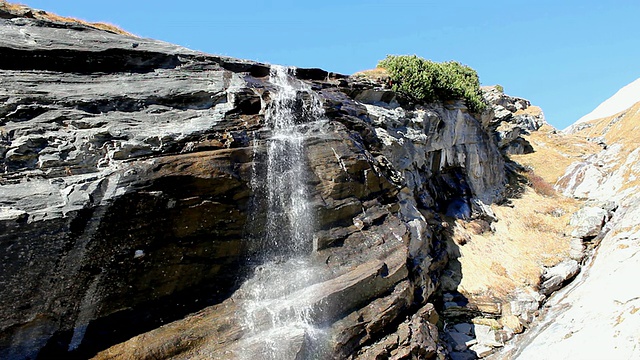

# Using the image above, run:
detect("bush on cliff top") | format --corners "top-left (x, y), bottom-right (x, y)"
top-left (378, 55), bottom-right (486, 112)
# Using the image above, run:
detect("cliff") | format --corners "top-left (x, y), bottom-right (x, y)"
top-left (0, 5), bottom-right (600, 360)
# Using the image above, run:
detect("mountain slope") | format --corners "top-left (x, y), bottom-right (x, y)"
top-left (571, 77), bottom-right (640, 127)
top-left (560, 100), bottom-right (640, 199)
top-left (500, 84), bottom-right (640, 360)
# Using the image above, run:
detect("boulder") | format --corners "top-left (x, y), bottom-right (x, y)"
top-left (499, 315), bottom-right (524, 334)
top-left (473, 324), bottom-right (504, 348)
top-left (453, 322), bottom-right (474, 336)
top-left (540, 260), bottom-right (581, 296)
top-left (446, 331), bottom-right (476, 351)
top-left (352, 303), bottom-right (442, 359)
top-left (570, 206), bottom-right (608, 239)
top-left (504, 288), bottom-right (543, 324)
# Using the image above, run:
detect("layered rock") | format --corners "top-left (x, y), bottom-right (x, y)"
top-left (0, 8), bottom-right (547, 360)
top-left (0, 13), bottom-right (272, 359)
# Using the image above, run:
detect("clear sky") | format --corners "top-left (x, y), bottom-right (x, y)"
top-left (18, 0), bottom-right (640, 129)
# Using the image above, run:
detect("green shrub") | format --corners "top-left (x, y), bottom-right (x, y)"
top-left (495, 84), bottom-right (504, 93)
top-left (378, 55), bottom-right (486, 112)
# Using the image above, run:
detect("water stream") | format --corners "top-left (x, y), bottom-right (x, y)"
top-left (262, 65), bottom-right (318, 257)
top-left (237, 65), bottom-right (328, 359)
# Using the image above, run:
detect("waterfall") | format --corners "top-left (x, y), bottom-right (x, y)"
top-left (263, 66), bottom-right (315, 257)
top-left (237, 65), bottom-right (328, 359)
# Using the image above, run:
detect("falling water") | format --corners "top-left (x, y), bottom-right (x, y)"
top-left (263, 65), bottom-right (316, 257)
top-left (237, 65), bottom-right (328, 359)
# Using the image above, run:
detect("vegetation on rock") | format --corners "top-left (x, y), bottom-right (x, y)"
top-left (0, 1), bottom-right (132, 35)
top-left (378, 54), bottom-right (486, 112)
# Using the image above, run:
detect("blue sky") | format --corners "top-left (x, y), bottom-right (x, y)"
top-left (19, 1), bottom-right (640, 129)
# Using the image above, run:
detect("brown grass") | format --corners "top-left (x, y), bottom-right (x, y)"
top-left (451, 188), bottom-right (579, 303)
top-left (515, 105), bottom-right (543, 118)
top-left (525, 171), bottom-right (556, 197)
top-left (351, 67), bottom-right (390, 82)
top-left (510, 124), bottom-right (600, 185)
top-left (572, 101), bottom-right (640, 144)
top-left (569, 101), bottom-right (640, 193)
top-left (0, 1), bottom-right (133, 36)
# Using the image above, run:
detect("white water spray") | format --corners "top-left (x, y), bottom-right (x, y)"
top-left (237, 65), bottom-right (328, 359)
top-left (263, 66), bottom-right (315, 256)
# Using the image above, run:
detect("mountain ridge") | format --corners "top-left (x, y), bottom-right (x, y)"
top-left (570, 77), bottom-right (640, 129)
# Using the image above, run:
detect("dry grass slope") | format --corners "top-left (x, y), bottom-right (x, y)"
top-left (525, 171), bottom-right (556, 197)
top-left (510, 124), bottom-right (600, 184)
top-left (451, 188), bottom-right (579, 303)
top-left (570, 100), bottom-right (640, 192)
top-left (352, 67), bottom-right (391, 83)
top-left (449, 124), bottom-right (596, 314)
top-left (0, 1), bottom-right (133, 36)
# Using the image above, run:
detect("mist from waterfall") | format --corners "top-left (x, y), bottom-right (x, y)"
top-left (237, 65), bottom-right (328, 359)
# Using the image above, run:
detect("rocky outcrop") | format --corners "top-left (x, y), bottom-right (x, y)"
top-left (538, 260), bottom-right (580, 296)
top-left (569, 205), bottom-right (610, 239)
top-left (480, 86), bottom-right (546, 155)
top-left (0, 8), bottom-right (546, 360)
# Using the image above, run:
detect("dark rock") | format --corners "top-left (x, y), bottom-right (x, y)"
top-left (446, 331), bottom-right (475, 351)
top-left (352, 303), bottom-right (443, 360)
top-left (452, 323), bottom-right (474, 336)
top-left (450, 351), bottom-right (478, 360)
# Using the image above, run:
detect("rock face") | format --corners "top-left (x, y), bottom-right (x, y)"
top-left (0, 9), bottom-right (545, 360)
top-left (0, 14), bottom-right (269, 359)
top-left (538, 260), bottom-right (580, 296)
top-left (569, 206), bottom-right (609, 239)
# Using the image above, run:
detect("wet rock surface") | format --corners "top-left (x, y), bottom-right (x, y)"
top-left (1, 9), bottom-right (553, 360)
